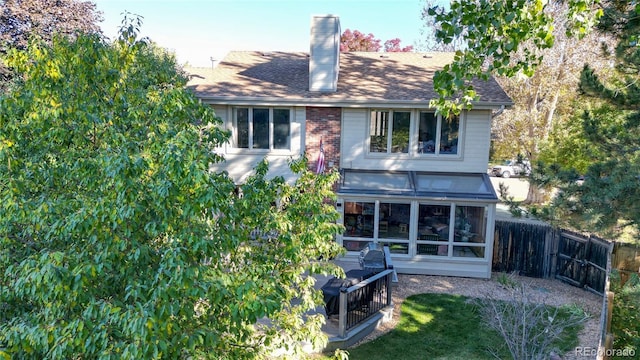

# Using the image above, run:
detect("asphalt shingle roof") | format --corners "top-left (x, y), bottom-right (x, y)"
top-left (187, 51), bottom-right (512, 107)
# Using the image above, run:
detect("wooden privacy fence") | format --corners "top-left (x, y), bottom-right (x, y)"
top-left (556, 230), bottom-right (612, 295)
top-left (494, 220), bottom-right (640, 359)
top-left (493, 220), bottom-right (559, 278)
top-left (611, 242), bottom-right (640, 286)
top-left (493, 221), bottom-right (615, 295)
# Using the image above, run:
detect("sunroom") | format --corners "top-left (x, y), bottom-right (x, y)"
top-left (336, 169), bottom-right (498, 279)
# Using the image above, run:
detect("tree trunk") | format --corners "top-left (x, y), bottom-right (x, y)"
top-left (523, 182), bottom-right (548, 205)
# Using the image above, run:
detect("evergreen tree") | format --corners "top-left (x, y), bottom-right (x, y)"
top-left (547, 3), bottom-right (640, 237)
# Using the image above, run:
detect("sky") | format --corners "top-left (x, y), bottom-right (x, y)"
top-left (93, 0), bottom-right (438, 67)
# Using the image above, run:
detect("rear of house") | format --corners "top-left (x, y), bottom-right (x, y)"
top-left (187, 15), bottom-right (513, 278)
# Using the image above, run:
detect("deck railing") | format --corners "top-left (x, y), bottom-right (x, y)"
top-left (337, 269), bottom-right (394, 338)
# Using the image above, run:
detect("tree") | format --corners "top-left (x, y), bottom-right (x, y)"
top-left (383, 38), bottom-right (414, 52)
top-left (489, 1), bottom-right (614, 204)
top-left (427, 0), bottom-right (602, 115)
top-left (0, 16), bottom-right (344, 359)
top-left (417, 0), bottom-right (464, 52)
top-left (0, 0), bottom-right (101, 50)
top-left (340, 29), bottom-right (413, 52)
top-left (475, 275), bottom-right (588, 359)
top-left (543, 2), bottom-right (640, 237)
top-left (340, 29), bottom-right (381, 52)
top-left (438, 0), bottom-right (640, 237)
top-left (0, 0), bottom-right (102, 90)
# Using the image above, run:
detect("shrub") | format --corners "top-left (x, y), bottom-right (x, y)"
top-left (609, 271), bottom-right (640, 358)
top-left (474, 280), bottom-right (589, 360)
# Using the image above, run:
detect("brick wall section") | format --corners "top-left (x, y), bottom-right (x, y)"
top-left (305, 107), bottom-right (341, 173)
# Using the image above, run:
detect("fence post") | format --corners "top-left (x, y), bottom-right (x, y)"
top-left (597, 245), bottom-right (614, 360)
top-left (386, 272), bottom-right (392, 306)
top-left (604, 334), bottom-right (614, 360)
top-left (338, 287), bottom-right (348, 338)
top-left (550, 228), bottom-right (560, 278)
top-left (605, 291), bottom-right (615, 360)
top-left (605, 291), bottom-right (614, 334)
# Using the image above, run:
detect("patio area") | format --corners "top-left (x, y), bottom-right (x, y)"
top-left (313, 258), bottom-right (396, 351)
top-left (315, 259), bottom-right (359, 336)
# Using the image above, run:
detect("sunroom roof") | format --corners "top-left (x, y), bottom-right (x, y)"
top-left (337, 170), bottom-right (498, 201)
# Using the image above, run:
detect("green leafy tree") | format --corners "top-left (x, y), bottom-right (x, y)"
top-left (417, 0), bottom-right (464, 52)
top-left (427, 0), bottom-right (640, 238)
top-left (428, 0), bottom-right (602, 115)
top-left (0, 17), bottom-right (344, 359)
top-left (535, 3), bottom-right (640, 238)
top-left (490, 1), bottom-right (614, 204)
top-left (609, 271), bottom-right (640, 356)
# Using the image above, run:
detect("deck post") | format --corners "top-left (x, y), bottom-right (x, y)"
top-left (383, 246), bottom-right (398, 283)
top-left (386, 272), bottom-right (392, 305)
top-left (338, 287), bottom-right (348, 338)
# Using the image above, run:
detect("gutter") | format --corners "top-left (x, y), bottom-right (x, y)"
top-left (193, 95), bottom-right (514, 110)
top-left (491, 105), bottom-right (506, 119)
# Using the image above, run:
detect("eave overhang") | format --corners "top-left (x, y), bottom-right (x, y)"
top-left (192, 94), bottom-right (514, 110)
top-left (336, 169), bottom-right (499, 202)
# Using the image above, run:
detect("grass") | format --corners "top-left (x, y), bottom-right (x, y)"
top-left (319, 293), bottom-right (583, 360)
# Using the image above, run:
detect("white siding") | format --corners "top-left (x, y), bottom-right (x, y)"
top-left (293, 107), bottom-right (306, 155)
top-left (210, 105), bottom-right (228, 153)
top-left (341, 108), bottom-right (492, 173)
top-left (462, 110), bottom-right (492, 172)
top-left (208, 105), bottom-right (305, 184)
top-left (340, 108), bottom-right (368, 169)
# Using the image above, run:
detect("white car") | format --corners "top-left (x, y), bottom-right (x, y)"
top-left (491, 160), bottom-right (531, 178)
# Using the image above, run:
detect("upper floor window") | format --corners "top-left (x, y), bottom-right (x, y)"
top-left (418, 112), bottom-right (459, 155)
top-left (234, 107), bottom-right (291, 150)
top-left (369, 110), bottom-right (411, 154)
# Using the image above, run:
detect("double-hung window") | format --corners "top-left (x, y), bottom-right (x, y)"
top-left (234, 107), bottom-right (291, 150)
top-left (369, 110), bottom-right (411, 154)
top-left (418, 112), bottom-right (459, 155)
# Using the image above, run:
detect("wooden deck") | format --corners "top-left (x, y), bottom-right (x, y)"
top-left (315, 259), bottom-right (361, 338)
top-left (314, 258), bottom-right (395, 352)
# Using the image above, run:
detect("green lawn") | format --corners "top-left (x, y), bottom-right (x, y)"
top-left (323, 293), bottom-right (583, 360)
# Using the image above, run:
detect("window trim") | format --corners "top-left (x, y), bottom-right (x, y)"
top-left (415, 203), bottom-right (487, 259)
top-left (365, 109), bottom-right (464, 158)
top-left (339, 198), bottom-right (489, 260)
top-left (417, 111), bottom-right (462, 157)
top-left (341, 200), bottom-right (413, 257)
top-left (367, 109), bottom-right (413, 156)
top-left (229, 106), bottom-right (293, 154)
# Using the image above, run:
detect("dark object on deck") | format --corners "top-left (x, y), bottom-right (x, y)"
top-left (321, 269), bottom-right (375, 316)
top-left (358, 242), bottom-right (386, 273)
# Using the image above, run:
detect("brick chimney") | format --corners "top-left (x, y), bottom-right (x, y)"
top-left (309, 15), bottom-right (340, 93)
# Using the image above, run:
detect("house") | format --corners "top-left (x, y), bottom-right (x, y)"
top-left (187, 15), bottom-right (513, 279)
